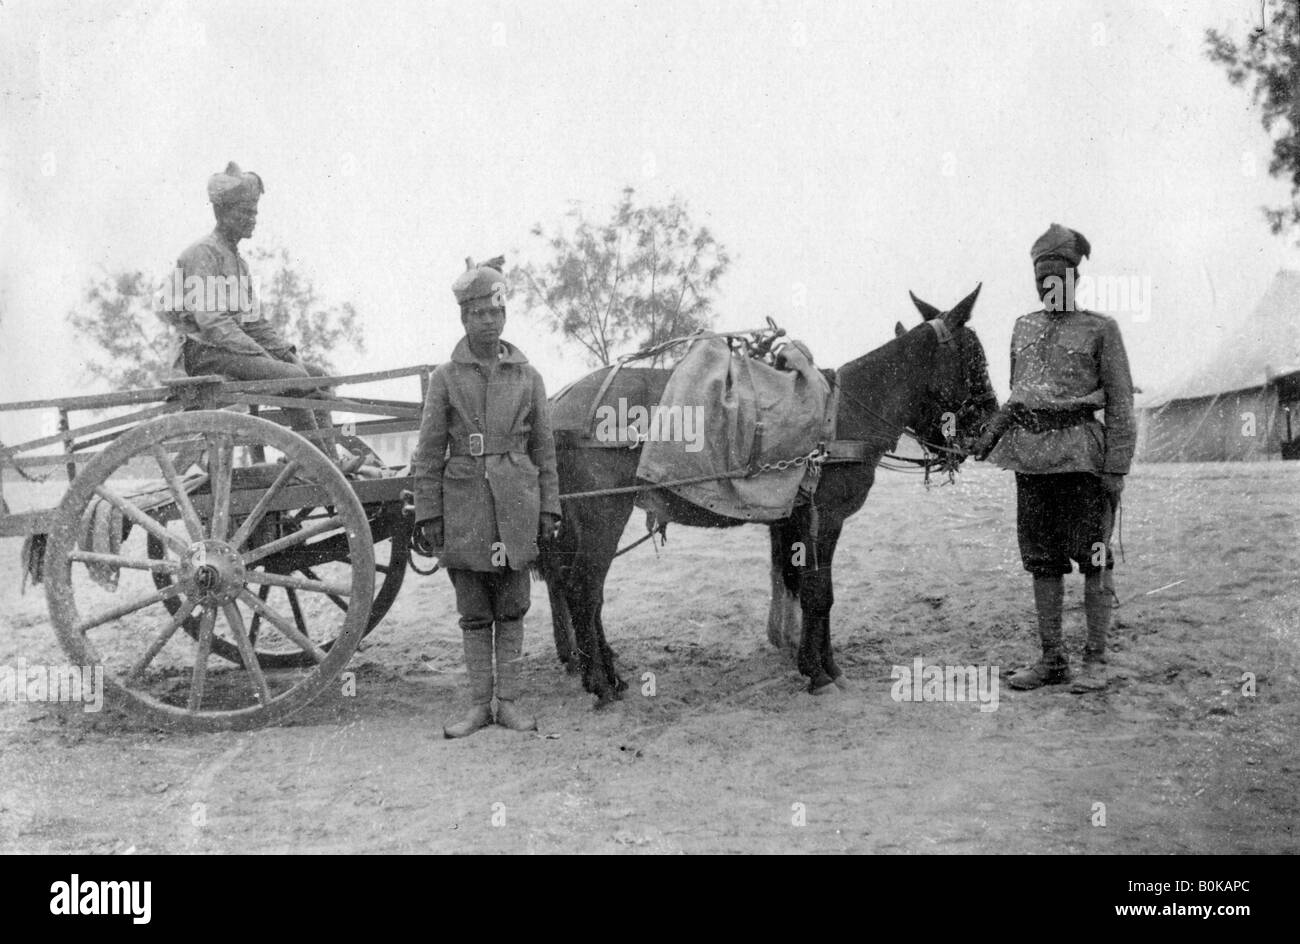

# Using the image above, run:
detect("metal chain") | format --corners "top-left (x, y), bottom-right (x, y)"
top-left (757, 445), bottom-right (827, 476)
top-left (0, 440), bottom-right (58, 483)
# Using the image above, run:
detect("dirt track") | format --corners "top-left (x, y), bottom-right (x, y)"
top-left (2, 462), bottom-right (1297, 854)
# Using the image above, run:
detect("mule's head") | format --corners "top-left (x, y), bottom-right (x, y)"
top-left (894, 284), bottom-right (999, 462)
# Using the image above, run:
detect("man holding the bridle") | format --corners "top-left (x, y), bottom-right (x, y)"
top-left (411, 257), bottom-right (561, 737)
top-left (981, 224), bottom-right (1135, 692)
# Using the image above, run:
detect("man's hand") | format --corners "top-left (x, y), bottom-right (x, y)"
top-left (1099, 473), bottom-right (1124, 504)
top-left (538, 513), bottom-right (561, 546)
top-left (413, 518), bottom-right (443, 556)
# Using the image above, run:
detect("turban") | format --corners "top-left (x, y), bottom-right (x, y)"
top-left (452, 255), bottom-right (508, 305)
top-left (208, 161), bottom-right (265, 206)
top-left (1030, 223), bottom-right (1091, 266)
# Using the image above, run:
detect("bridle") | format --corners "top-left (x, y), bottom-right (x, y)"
top-left (841, 319), bottom-right (995, 483)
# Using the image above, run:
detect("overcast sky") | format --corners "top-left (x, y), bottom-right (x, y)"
top-left (1, 0), bottom-right (1295, 442)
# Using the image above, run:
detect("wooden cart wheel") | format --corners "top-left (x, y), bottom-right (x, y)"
top-left (144, 502), bottom-right (408, 668)
top-left (44, 411), bottom-right (375, 731)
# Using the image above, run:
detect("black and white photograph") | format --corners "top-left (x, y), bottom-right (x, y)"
top-left (0, 0), bottom-right (1295, 871)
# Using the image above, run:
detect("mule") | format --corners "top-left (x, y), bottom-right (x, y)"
top-left (538, 286), bottom-right (997, 704)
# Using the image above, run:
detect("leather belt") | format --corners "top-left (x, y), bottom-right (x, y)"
top-left (449, 433), bottom-right (530, 457)
top-left (1014, 405), bottom-right (1096, 434)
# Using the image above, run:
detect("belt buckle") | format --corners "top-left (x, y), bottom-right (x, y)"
top-left (469, 433), bottom-right (485, 457)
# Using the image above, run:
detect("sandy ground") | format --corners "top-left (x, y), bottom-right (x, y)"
top-left (1, 461), bottom-right (1296, 854)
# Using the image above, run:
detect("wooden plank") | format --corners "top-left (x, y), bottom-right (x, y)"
top-left (0, 385), bottom-right (178, 414)
top-left (191, 475), bottom-right (414, 517)
top-left (228, 393), bottom-right (421, 419)
top-left (350, 418), bottom-right (422, 437)
top-left (0, 365), bottom-right (436, 414)
top-left (0, 451), bottom-right (101, 470)
top-left (256, 419), bottom-right (421, 442)
top-left (0, 508), bottom-right (56, 538)
top-left (334, 395), bottom-right (426, 411)
top-left (212, 364), bottom-right (437, 396)
top-left (0, 404), bottom-right (178, 457)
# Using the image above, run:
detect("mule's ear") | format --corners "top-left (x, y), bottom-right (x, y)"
top-left (909, 290), bottom-right (942, 321)
top-left (894, 321), bottom-right (906, 338)
top-left (946, 282), bottom-right (982, 326)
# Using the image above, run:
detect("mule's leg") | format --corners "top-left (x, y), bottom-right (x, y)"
top-left (767, 521), bottom-right (803, 656)
top-left (564, 493), bottom-right (634, 705)
top-left (797, 516), bottom-right (844, 695)
top-left (593, 603), bottom-right (628, 696)
top-left (814, 524), bottom-right (848, 689)
top-left (537, 505), bottom-right (580, 673)
top-left (547, 577), bottom-right (579, 674)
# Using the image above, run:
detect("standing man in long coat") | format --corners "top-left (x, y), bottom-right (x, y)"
top-left (412, 256), bottom-right (561, 737)
top-left (983, 224), bottom-right (1136, 692)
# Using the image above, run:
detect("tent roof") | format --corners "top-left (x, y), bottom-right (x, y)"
top-left (1140, 269), bottom-right (1300, 408)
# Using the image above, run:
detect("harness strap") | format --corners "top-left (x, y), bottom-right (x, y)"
top-left (928, 318), bottom-right (953, 344)
top-left (584, 363), bottom-right (625, 436)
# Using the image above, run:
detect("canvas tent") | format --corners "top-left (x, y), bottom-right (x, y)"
top-left (1137, 270), bottom-right (1300, 462)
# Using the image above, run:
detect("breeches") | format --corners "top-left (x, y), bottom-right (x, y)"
top-left (447, 568), bottom-right (532, 632)
top-left (1015, 472), bottom-right (1115, 577)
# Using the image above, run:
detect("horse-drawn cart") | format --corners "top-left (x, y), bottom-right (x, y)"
top-left (0, 366), bottom-right (435, 731)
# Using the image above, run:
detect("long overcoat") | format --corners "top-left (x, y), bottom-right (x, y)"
top-left (411, 338), bottom-right (560, 571)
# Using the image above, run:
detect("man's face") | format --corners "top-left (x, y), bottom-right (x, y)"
top-left (219, 200), bottom-right (259, 240)
top-left (1035, 258), bottom-right (1073, 310)
top-left (461, 299), bottom-right (506, 348)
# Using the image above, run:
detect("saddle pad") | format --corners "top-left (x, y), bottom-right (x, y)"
top-left (635, 337), bottom-right (831, 521)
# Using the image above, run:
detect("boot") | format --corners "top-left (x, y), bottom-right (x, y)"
top-left (493, 619), bottom-right (537, 732)
top-left (1072, 571), bottom-right (1113, 693)
top-left (1008, 575), bottom-right (1072, 690)
top-left (443, 628), bottom-right (494, 738)
top-left (1083, 569), bottom-right (1113, 660)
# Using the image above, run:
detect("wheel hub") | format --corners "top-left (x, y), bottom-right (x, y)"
top-left (180, 540), bottom-right (245, 604)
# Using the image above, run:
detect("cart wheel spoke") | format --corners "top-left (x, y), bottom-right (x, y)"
top-left (237, 589), bottom-right (326, 663)
top-left (285, 588), bottom-right (310, 639)
top-left (248, 584), bottom-right (271, 646)
top-left (242, 569), bottom-right (351, 597)
top-left (229, 460), bottom-right (301, 551)
top-left (127, 595), bottom-right (199, 682)
top-left (187, 607), bottom-right (216, 713)
top-left (222, 603), bottom-right (271, 704)
top-left (149, 444), bottom-right (205, 542)
top-left (69, 550), bottom-right (180, 574)
top-left (93, 484), bottom-right (189, 554)
top-left (301, 566), bottom-right (349, 611)
top-left (241, 516), bottom-right (345, 566)
top-left (74, 584), bottom-right (184, 635)
top-left (206, 433), bottom-right (234, 542)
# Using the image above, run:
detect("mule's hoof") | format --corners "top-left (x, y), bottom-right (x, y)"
top-left (811, 681), bottom-right (839, 696)
top-left (832, 675), bottom-right (853, 692)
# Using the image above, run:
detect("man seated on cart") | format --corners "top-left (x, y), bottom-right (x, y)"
top-left (160, 161), bottom-right (369, 473)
